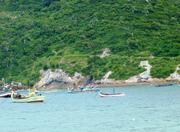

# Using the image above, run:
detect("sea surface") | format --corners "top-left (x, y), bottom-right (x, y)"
top-left (1, 84), bottom-right (180, 132)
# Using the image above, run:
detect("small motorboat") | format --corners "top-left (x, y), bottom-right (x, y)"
top-left (99, 92), bottom-right (126, 97)
top-left (11, 90), bottom-right (44, 103)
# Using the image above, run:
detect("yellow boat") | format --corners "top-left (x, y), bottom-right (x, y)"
top-left (11, 89), bottom-right (44, 103)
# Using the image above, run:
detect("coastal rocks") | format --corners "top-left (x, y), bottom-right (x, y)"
top-left (99, 48), bottom-right (111, 58)
top-left (34, 69), bottom-right (85, 89)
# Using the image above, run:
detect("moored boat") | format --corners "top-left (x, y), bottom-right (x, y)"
top-left (11, 90), bottom-right (44, 103)
top-left (0, 92), bottom-right (11, 98)
top-left (155, 83), bottom-right (174, 87)
top-left (99, 92), bottom-right (126, 97)
top-left (67, 85), bottom-right (99, 94)
top-left (0, 84), bottom-right (12, 98)
top-left (68, 88), bottom-right (99, 94)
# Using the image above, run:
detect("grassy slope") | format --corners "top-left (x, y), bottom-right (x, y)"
top-left (0, 0), bottom-right (179, 84)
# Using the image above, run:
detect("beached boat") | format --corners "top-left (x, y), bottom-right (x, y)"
top-left (11, 91), bottom-right (44, 103)
top-left (99, 92), bottom-right (126, 97)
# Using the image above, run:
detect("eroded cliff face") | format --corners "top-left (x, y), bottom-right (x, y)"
top-left (167, 65), bottom-right (180, 81)
top-left (34, 69), bottom-right (85, 89)
top-left (125, 60), bottom-right (152, 83)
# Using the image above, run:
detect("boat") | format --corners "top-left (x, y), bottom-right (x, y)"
top-left (99, 88), bottom-right (126, 97)
top-left (155, 83), bottom-right (174, 87)
top-left (11, 89), bottom-right (44, 103)
top-left (67, 82), bottom-right (99, 94)
top-left (0, 91), bottom-right (11, 98)
top-left (67, 88), bottom-right (99, 94)
top-left (99, 92), bottom-right (126, 97)
top-left (0, 84), bottom-right (12, 98)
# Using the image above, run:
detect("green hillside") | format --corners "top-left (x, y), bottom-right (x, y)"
top-left (0, 0), bottom-right (179, 84)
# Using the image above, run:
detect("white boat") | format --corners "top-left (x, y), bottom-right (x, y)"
top-left (0, 92), bottom-right (11, 98)
top-left (99, 92), bottom-right (126, 97)
top-left (0, 84), bottom-right (12, 98)
top-left (11, 91), bottom-right (44, 103)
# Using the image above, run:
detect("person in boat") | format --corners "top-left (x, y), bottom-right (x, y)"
top-left (12, 90), bottom-right (22, 99)
top-left (28, 88), bottom-right (36, 97)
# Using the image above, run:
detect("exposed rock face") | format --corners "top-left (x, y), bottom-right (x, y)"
top-left (99, 71), bottom-right (115, 84)
top-left (34, 69), bottom-right (85, 89)
top-left (139, 61), bottom-right (152, 79)
top-left (99, 48), bottom-right (111, 58)
top-left (125, 60), bottom-right (152, 83)
top-left (101, 71), bottom-right (112, 81)
top-left (98, 61), bottom-right (153, 85)
top-left (96, 72), bottom-right (125, 86)
top-left (167, 65), bottom-right (180, 81)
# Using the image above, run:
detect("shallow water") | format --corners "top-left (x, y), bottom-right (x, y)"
top-left (1, 84), bottom-right (180, 132)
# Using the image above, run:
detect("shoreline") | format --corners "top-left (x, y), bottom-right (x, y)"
top-left (37, 80), bottom-right (179, 91)
top-left (2, 78), bottom-right (179, 91)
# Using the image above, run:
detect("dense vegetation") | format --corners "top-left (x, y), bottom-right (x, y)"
top-left (0, 0), bottom-right (179, 84)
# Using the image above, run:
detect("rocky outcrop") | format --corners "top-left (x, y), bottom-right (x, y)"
top-left (34, 69), bottom-right (85, 89)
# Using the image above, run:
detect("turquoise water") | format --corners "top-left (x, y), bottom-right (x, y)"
top-left (1, 84), bottom-right (180, 132)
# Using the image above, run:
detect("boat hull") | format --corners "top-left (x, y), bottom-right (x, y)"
top-left (11, 91), bottom-right (45, 103)
top-left (0, 92), bottom-right (11, 98)
top-left (12, 95), bottom-right (44, 103)
top-left (99, 92), bottom-right (126, 97)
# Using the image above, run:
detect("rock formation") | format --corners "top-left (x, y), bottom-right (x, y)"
top-left (34, 69), bottom-right (85, 89)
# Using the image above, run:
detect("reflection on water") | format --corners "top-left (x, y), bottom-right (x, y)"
top-left (0, 84), bottom-right (180, 132)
